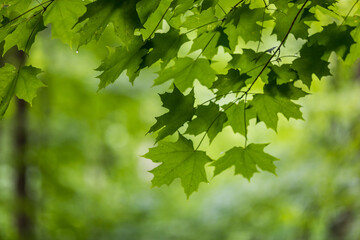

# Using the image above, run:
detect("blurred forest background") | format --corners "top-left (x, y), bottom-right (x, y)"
top-left (1, 6), bottom-right (360, 240)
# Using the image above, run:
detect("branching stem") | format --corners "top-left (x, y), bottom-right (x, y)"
top-left (194, 0), bottom-right (310, 150)
top-left (244, 0), bottom-right (309, 94)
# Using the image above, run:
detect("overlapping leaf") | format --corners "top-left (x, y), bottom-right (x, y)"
top-left (154, 57), bottom-right (216, 92)
top-left (292, 44), bottom-right (331, 87)
top-left (272, 4), bottom-right (310, 40)
top-left (224, 4), bottom-right (271, 47)
top-left (186, 102), bottom-right (227, 143)
top-left (224, 100), bottom-right (256, 137)
top-left (96, 38), bottom-right (146, 88)
top-left (143, 29), bottom-right (188, 67)
top-left (139, 0), bottom-right (173, 40)
top-left (148, 86), bottom-right (195, 142)
top-left (4, 13), bottom-right (45, 53)
top-left (308, 23), bottom-right (355, 60)
top-left (211, 69), bottom-right (249, 97)
top-left (75, 0), bottom-right (141, 47)
top-left (0, 0), bottom-right (359, 197)
top-left (0, 64), bottom-right (17, 117)
top-left (43, 0), bottom-right (87, 44)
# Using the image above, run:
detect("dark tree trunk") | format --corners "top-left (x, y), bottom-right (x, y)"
top-left (14, 99), bottom-right (34, 240)
top-left (4, 48), bottom-right (35, 240)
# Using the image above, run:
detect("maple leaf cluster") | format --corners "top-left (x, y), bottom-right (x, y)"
top-left (0, 0), bottom-right (359, 196)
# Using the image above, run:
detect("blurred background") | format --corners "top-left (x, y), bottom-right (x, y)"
top-left (1, 13), bottom-right (360, 240)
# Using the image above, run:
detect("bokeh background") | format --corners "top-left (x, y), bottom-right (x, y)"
top-left (1, 4), bottom-right (360, 240)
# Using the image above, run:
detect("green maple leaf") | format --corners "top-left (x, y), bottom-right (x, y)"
top-left (148, 86), bottom-right (195, 142)
top-left (201, 0), bottom-right (218, 11)
top-left (186, 102), bottom-right (227, 143)
top-left (308, 23), bottom-right (355, 60)
top-left (272, 4), bottom-right (309, 40)
top-left (292, 44), bottom-right (331, 88)
top-left (4, 13), bottom-right (45, 53)
top-left (216, 26), bottom-right (230, 49)
top-left (182, 8), bottom-right (218, 33)
top-left (1, 0), bottom-right (30, 13)
top-left (143, 29), bottom-right (188, 67)
top-left (15, 66), bottom-right (45, 106)
top-left (0, 17), bottom-right (18, 44)
top-left (224, 5), bottom-right (271, 49)
top-left (229, 49), bottom-right (271, 81)
top-left (0, 64), bottom-right (16, 103)
top-left (264, 81), bottom-right (308, 101)
top-left (144, 134), bottom-right (212, 197)
top-left (43, 0), bottom-right (86, 44)
top-left (75, 0), bottom-right (141, 47)
top-left (250, 92), bottom-right (303, 131)
top-left (212, 144), bottom-right (278, 180)
top-left (211, 69), bottom-right (249, 97)
top-left (269, 65), bottom-right (299, 85)
top-left (270, 0), bottom-right (289, 11)
top-left (154, 57), bottom-right (216, 92)
top-left (96, 39), bottom-right (146, 88)
top-left (190, 30), bottom-right (220, 58)
top-left (136, 0), bottom-right (162, 23)
top-left (139, 0), bottom-right (173, 40)
top-left (170, 0), bottom-right (195, 17)
top-left (0, 64), bottom-right (17, 117)
top-left (190, 26), bottom-right (231, 58)
top-left (224, 100), bottom-right (256, 137)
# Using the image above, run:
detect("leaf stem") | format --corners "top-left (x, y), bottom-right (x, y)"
top-left (146, 5), bottom-right (171, 41)
top-left (244, 93), bottom-right (248, 147)
top-left (340, 0), bottom-right (360, 26)
top-left (228, 0), bottom-right (246, 15)
top-left (244, 0), bottom-right (309, 94)
top-left (193, 0), bottom-right (309, 150)
top-left (198, 90), bottom-right (249, 106)
top-left (195, 95), bottom-right (245, 150)
top-left (184, 19), bottom-right (222, 34)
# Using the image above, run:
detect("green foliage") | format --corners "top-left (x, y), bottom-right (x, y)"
top-left (144, 134), bottom-right (212, 197)
top-left (3, 13), bottom-right (45, 53)
top-left (154, 57), bottom-right (216, 91)
top-left (15, 66), bottom-right (44, 105)
top-left (43, 0), bottom-right (86, 44)
top-left (212, 144), bottom-right (278, 180)
top-left (148, 86), bottom-right (195, 142)
top-left (0, 0), bottom-right (359, 196)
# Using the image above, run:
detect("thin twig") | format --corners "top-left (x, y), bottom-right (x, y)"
top-left (195, 31), bottom-right (217, 60)
top-left (195, 95), bottom-right (245, 151)
top-left (340, 0), bottom-right (360, 26)
top-left (244, 55), bottom-right (298, 75)
top-left (184, 19), bottom-right (222, 34)
top-left (146, 6), bottom-right (171, 41)
top-left (245, 0), bottom-right (309, 93)
top-left (243, 93), bottom-right (248, 147)
top-left (228, 0), bottom-right (246, 15)
top-left (198, 90), bottom-right (252, 106)
top-left (193, 0), bottom-right (310, 150)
